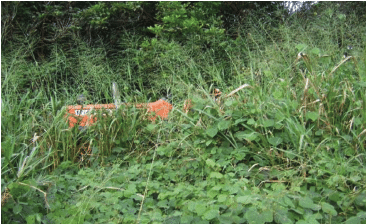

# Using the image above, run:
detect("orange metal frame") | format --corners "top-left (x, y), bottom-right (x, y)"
top-left (66, 99), bottom-right (173, 128)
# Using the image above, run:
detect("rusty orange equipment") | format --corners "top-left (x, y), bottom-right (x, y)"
top-left (65, 82), bottom-right (174, 128)
top-left (66, 100), bottom-right (173, 128)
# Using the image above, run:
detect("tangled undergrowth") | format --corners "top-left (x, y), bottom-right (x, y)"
top-left (2, 2), bottom-right (365, 224)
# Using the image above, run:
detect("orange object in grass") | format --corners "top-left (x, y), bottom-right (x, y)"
top-left (66, 99), bottom-right (173, 128)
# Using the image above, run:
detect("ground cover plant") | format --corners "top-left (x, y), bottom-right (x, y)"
top-left (1, 2), bottom-right (366, 224)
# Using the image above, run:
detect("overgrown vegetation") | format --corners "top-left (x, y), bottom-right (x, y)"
top-left (1, 2), bottom-right (366, 224)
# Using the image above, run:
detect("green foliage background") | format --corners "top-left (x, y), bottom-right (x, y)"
top-left (1, 1), bottom-right (366, 224)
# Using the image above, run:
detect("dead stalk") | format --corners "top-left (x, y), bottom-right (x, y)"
top-left (18, 182), bottom-right (50, 209)
top-left (225, 84), bottom-right (252, 98)
top-left (329, 56), bottom-right (353, 76)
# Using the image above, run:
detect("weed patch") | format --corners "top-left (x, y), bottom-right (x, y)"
top-left (2, 2), bottom-right (365, 223)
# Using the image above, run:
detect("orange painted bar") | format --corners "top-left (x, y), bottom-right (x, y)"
top-left (66, 100), bottom-right (173, 128)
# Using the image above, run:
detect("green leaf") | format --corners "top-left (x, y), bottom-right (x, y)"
top-left (354, 191), bottom-right (366, 207)
top-left (206, 139), bottom-right (213, 146)
top-left (345, 216), bottom-right (361, 224)
top-left (210, 147), bottom-right (216, 154)
top-left (218, 120), bottom-right (231, 130)
top-left (152, 211), bottom-right (162, 220)
top-left (188, 201), bottom-right (196, 212)
top-left (2, 136), bottom-right (15, 162)
top-left (172, 210), bottom-right (183, 217)
top-left (157, 146), bottom-right (167, 156)
top-left (264, 70), bottom-right (273, 77)
top-left (306, 112), bottom-right (319, 121)
top-left (146, 124), bottom-right (157, 132)
top-left (195, 202), bottom-right (207, 216)
top-left (303, 213), bottom-right (321, 224)
top-left (310, 48), bottom-right (320, 55)
top-left (226, 172), bottom-right (235, 177)
top-left (274, 208), bottom-right (293, 224)
top-left (225, 100), bottom-right (233, 106)
top-left (283, 196), bottom-right (295, 208)
top-left (261, 210), bottom-right (273, 222)
top-left (235, 132), bottom-right (259, 141)
top-left (157, 200), bottom-right (169, 208)
top-left (207, 189), bottom-right (219, 198)
top-left (181, 214), bottom-right (194, 223)
top-left (210, 172), bottom-right (223, 179)
top-left (271, 183), bottom-right (286, 192)
top-left (296, 44), bottom-right (307, 51)
top-left (321, 202), bottom-right (337, 216)
top-left (224, 185), bottom-right (240, 194)
top-left (337, 14), bottom-right (346, 20)
top-left (218, 214), bottom-right (242, 224)
top-left (268, 137), bottom-right (282, 146)
top-left (124, 184), bottom-right (137, 197)
top-left (291, 208), bottom-right (304, 215)
top-left (247, 118), bottom-right (256, 125)
top-left (26, 214), bottom-right (36, 224)
top-left (315, 130), bottom-right (323, 136)
top-left (206, 126), bottom-right (218, 138)
top-left (13, 204), bottom-right (22, 214)
top-left (217, 194), bottom-right (227, 202)
top-left (263, 119), bottom-right (275, 128)
top-left (299, 197), bottom-right (315, 209)
top-left (350, 175), bottom-right (361, 182)
top-left (206, 159), bottom-right (216, 168)
top-left (236, 195), bottom-right (252, 204)
top-left (235, 118), bottom-right (247, 125)
top-left (203, 209), bottom-right (218, 220)
top-left (273, 90), bottom-right (283, 99)
top-left (356, 211), bottom-right (366, 219)
top-left (245, 207), bottom-right (262, 224)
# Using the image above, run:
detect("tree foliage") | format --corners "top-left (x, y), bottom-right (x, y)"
top-left (1, 2), bottom-right (287, 58)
